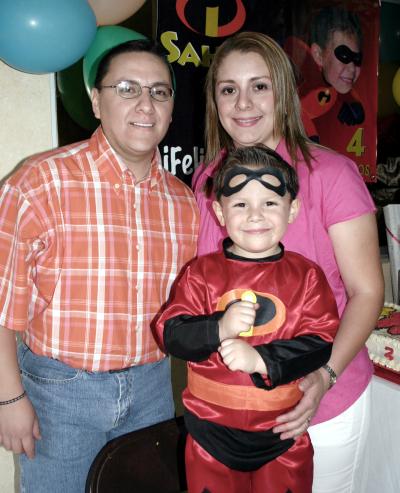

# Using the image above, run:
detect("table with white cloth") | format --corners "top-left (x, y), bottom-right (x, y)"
top-left (360, 372), bottom-right (400, 492)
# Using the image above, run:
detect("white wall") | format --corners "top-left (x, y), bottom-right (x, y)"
top-left (0, 59), bottom-right (57, 493)
top-left (0, 60), bottom-right (57, 179)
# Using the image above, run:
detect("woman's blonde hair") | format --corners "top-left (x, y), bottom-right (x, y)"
top-left (204, 31), bottom-right (312, 168)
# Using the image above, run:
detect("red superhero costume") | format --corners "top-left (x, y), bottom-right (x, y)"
top-left (154, 239), bottom-right (339, 493)
top-left (284, 36), bottom-right (364, 146)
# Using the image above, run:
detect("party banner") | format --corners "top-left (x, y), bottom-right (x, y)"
top-left (156, 0), bottom-right (379, 185)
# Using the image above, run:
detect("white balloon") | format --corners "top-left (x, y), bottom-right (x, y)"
top-left (88, 0), bottom-right (146, 26)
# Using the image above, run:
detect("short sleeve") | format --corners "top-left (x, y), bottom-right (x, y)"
top-left (313, 150), bottom-right (376, 229)
top-left (0, 183), bottom-right (59, 330)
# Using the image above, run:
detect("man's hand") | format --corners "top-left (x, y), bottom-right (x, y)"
top-left (218, 301), bottom-right (257, 341)
top-left (0, 396), bottom-right (41, 459)
top-left (272, 368), bottom-right (330, 439)
top-left (219, 338), bottom-right (265, 374)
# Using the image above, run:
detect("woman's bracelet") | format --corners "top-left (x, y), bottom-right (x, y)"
top-left (0, 391), bottom-right (27, 406)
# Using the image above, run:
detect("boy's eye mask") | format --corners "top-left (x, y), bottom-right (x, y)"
top-left (221, 166), bottom-right (287, 198)
top-left (334, 44), bottom-right (362, 67)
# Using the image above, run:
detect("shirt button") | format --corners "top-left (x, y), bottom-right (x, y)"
top-left (114, 183), bottom-right (120, 190)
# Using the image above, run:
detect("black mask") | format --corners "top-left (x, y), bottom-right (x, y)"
top-left (334, 44), bottom-right (362, 67)
top-left (221, 166), bottom-right (287, 198)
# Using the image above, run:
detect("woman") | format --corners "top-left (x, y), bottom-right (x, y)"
top-left (192, 31), bottom-right (383, 492)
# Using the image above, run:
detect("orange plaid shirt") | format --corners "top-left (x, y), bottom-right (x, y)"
top-left (0, 127), bottom-right (199, 371)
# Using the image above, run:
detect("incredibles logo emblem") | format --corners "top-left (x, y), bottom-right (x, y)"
top-left (318, 89), bottom-right (331, 106)
top-left (176, 0), bottom-right (246, 37)
top-left (216, 289), bottom-right (286, 336)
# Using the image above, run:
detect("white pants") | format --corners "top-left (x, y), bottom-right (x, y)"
top-left (309, 383), bottom-right (372, 493)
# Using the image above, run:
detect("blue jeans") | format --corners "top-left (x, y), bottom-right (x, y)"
top-left (17, 343), bottom-right (174, 493)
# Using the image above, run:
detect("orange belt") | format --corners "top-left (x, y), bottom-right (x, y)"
top-left (188, 367), bottom-right (302, 412)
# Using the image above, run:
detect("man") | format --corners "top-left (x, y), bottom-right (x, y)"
top-left (0, 38), bottom-right (198, 492)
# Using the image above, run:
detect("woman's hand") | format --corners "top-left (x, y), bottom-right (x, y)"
top-left (273, 367), bottom-right (330, 439)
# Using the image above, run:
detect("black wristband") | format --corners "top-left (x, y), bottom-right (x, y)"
top-left (0, 391), bottom-right (27, 406)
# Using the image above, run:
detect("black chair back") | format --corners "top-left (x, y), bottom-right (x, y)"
top-left (85, 416), bottom-right (187, 493)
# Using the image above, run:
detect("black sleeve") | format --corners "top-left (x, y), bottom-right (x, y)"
top-left (250, 335), bottom-right (332, 390)
top-left (163, 312), bottom-right (223, 362)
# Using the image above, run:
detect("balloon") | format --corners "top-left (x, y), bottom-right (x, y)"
top-left (393, 68), bottom-right (400, 107)
top-left (57, 60), bottom-right (99, 132)
top-left (378, 63), bottom-right (399, 118)
top-left (83, 26), bottom-right (147, 95)
top-left (0, 0), bottom-right (97, 74)
top-left (88, 0), bottom-right (146, 26)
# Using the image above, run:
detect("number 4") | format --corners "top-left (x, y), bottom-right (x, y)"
top-left (346, 128), bottom-right (366, 157)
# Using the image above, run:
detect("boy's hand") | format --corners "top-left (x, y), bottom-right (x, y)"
top-left (218, 301), bottom-right (256, 341)
top-left (219, 339), bottom-right (266, 374)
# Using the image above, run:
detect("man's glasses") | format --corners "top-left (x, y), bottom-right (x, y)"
top-left (100, 80), bottom-right (174, 102)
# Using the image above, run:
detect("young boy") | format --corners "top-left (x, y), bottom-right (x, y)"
top-left (153, 145), bottom-right (339, 493)
top-left (285, 6), bottom-right (364, 143)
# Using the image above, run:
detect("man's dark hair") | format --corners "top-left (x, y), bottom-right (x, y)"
top-left (311, 7), bottom-right (362, 49)
top-left (94, 39), bottom-right (174, 89)
top-left (214, 145), bottom-right (299, 200)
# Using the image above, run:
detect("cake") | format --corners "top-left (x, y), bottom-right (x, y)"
top-left (366, 303), bottom-right (400, 373)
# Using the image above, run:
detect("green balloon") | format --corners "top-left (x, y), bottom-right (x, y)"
top-left (57, 59), bottom-right (99, 131)
top-left (83, 25), bottom-right (147, 95)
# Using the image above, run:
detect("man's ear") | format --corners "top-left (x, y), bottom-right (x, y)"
top-left (91, 88), bottom-right (101, 120)
top-left (212, 200), bottom-right (225, 227)
top-left (288, 198), bottom-right (300, 224)
top-left (311, 43), bottom-right (323, 68)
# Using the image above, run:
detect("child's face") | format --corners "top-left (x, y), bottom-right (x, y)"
top-left (213, 179), bottom-right (299, 259)
top-left (312, 31), bottom-right (361, 94)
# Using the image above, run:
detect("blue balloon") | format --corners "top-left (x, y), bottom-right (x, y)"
top-left (0, 0), bottom-right (97, 74)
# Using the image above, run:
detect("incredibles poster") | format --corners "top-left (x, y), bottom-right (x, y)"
top-left (156, 0), bottom-right (379, 184)
top-left (284, 0), bottom-right (380, 183)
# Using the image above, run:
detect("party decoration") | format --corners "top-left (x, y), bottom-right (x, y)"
top-left (57, 60), bottom-right (98, 132)
top-left (88, 0), bottom-right (146, 26)
top-left (0, 0), bottom-right (97, 74)
top-left (83, 26), bottom-right (147, 95)
top-left (378, 63), bottom-right (399, 118)
top-left (393, 68), bottom-right (400, 107)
